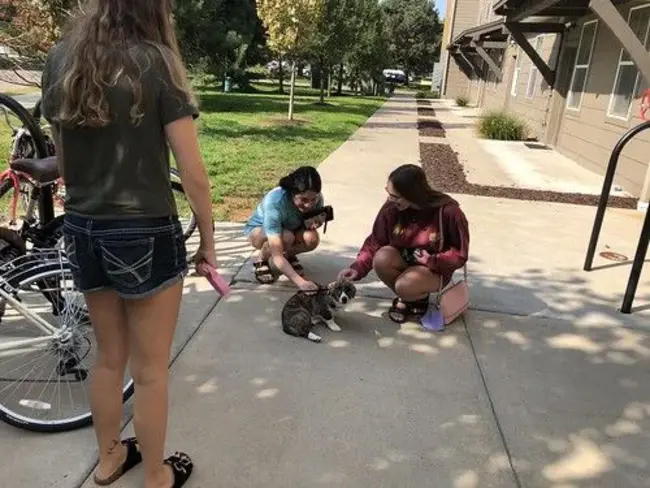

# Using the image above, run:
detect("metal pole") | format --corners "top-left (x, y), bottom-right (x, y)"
top-left (621, 205), bottom-right (650, 313)
top-left (584, 120), bottom-right (650, 271)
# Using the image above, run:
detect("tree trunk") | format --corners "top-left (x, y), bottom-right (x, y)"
top-left (288, 60), bottom-right (297, 121)
top-left (327, 64), bottom-right (332, 98)
top-left (319, 59), bottom-right (325, 104)
top-left (278, 57), bottom-right (285, 94)
top-left (337, 63), bottom-right (344, 95)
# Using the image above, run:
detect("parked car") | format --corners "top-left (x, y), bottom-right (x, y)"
top-left (383, 69), bottom-right (406, 84)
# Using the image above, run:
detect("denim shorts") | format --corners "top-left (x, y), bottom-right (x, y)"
top-left (63, 214), bottom-right (188, 299)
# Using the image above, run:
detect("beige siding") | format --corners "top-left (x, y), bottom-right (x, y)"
top-left (445, 62), bottom-right (472, 99)
top-left (443, 0), bottom-right (482, 99)
top-left (556, 1), bottom-right (650, 197)
top-left (481, 49), bottom-right (510, 110)
top-left (504, 34), bottom-right (562, 140)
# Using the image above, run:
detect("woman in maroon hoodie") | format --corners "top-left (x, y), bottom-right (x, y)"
top-left (339, 164), bottom-right (469, 323)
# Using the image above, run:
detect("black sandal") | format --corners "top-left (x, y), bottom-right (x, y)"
top-left (388, 297), bottom-right (430, 324)
top-left (164, 452), bottom-right (194, 488)
top-left (93, 437), bottom-right (142, 486)
top-left (254, 260), bottom-right (277, 284)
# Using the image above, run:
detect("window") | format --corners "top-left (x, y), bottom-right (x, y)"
top-left (608, 5), bottom-right (650, 119)
top-left (487, 68), bottom-right (498, 91)
top-left (567, 20), bottom-right (598, 110)
top-left (526, 36), bottom-right (545, 99)
top-left (511, 47), bottom-right (524, 96)
top-left (525, 37), bottom-right (544, 98)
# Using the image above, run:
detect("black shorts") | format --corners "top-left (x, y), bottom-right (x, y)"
top-left (63, 214), bottom-right (188, 299)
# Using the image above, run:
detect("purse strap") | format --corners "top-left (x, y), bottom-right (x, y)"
top-left (437, 206), bottom-right (467, 296)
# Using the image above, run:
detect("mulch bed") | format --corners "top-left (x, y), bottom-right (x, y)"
top-left (418, 119), bottom-right (446, 138)
top-left (420, 143), bottom-right (638, 209)
top-left (417, 106), bottom-right (436, 117)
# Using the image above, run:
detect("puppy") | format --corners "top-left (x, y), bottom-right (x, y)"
top-left (281, 279), bottom-right (357, 342)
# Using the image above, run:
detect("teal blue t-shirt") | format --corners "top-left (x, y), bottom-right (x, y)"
top-left (246, 187), bottom-right (324, 236)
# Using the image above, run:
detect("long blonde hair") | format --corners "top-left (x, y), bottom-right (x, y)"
top-left (54, 0), bottom-right (196, 127)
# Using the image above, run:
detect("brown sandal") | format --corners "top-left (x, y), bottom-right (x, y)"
top-left (254, 260), bottom-right (277, 284)
top-left (93, 437), bottom-right (142, 486)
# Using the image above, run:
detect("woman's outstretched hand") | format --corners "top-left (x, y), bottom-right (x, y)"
top-left (298, 279), bottom-right (319, 293)
top-left (338, 268), bottom-right (359, 282)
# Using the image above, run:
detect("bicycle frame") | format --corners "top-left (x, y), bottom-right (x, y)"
top-left (0, 282), bottom-right (60, 357)
top-left (0, 168), bottom-right (25, 224)
top-left (0, 168), bottom-right (59, 226)
top-left (3, 116), bottom-right (58, 228)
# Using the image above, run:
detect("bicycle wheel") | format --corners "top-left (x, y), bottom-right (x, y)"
top-left (0, 93), bottom-right (50, 162)
top-left (0, 94), bottom-right (52, 227)
top-left (0, 251), bottom-right (134, 432)
top-left (170, 168), bottom-right (198, 241)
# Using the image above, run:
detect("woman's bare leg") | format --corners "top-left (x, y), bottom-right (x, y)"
top-left (85, 289), bottom-right (130, 480)
top-left (125, 281), bottom-right (183, 488)
top-left (373, 246), bottom-right (408, 290)
top-left (248, 228), bottom-right (295, 260)
top-left (394, 266), bottom-right (441, 302)
top-left (288, 230), bottom-right (319, 256)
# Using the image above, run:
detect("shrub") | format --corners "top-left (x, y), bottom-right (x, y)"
top-left (415, 90), bottom-right (440, 100)
top-left (456, 96), bottom-right (468, 107)
top-left (477, 111), bottom-right (528, 141)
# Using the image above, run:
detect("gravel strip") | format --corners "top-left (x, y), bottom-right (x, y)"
top-left (420, 143), bottom-right (638, 209)
top-left (418, 119), bottom-right (446, 138)
top-left (417, 106), bottom-right (436, 117)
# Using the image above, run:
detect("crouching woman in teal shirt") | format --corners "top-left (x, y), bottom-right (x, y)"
top-left (245, 166), bottom-right (325, 291)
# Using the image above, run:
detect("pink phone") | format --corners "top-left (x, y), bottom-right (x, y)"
top-left (204, 265), bottom-right (231, 297)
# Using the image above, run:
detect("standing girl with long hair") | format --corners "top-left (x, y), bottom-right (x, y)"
top-left (339, 164), bottom-right (469, 323)
top-left (41, 1), bottom-right (215, 486)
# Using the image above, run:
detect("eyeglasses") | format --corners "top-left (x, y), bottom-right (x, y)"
top-left (295, 195), bottom-right (319, 206)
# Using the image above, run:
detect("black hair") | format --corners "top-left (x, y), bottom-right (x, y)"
top-left (279, 166), bottom-right (322, 195)
top-left (389, 164), bottom-right (456, 209)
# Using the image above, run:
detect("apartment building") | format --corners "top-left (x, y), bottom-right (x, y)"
top-left (439, 0), bottom-right (650, 205)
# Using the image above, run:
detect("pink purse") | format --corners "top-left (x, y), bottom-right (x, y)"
top-left (435, 207), bottom-right (469, 325)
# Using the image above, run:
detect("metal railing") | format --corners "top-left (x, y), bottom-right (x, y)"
top-left (584, 120), bottom-right (650, 314)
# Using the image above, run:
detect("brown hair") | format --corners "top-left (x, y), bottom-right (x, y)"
top-left (389, 164), bottom-right (456, 209)
top-left (53, 0), bottom-right (196, 127)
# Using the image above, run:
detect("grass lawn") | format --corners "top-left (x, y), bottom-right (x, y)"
top-left (193, 83), bottom-right (385, 220)
top-left (0, 82), bottom-right (385, 222)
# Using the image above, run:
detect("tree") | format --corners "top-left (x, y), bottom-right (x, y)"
top-left (310, 0), bottom-right (356, 102)
top-left (381, 0), bottom-right (442, 84)
top-left (256, 0), bottom-right (324, 120)
top-left (346, 0), bottom-right (391, 95)
top-left (174, 0), bottom-right (261, 89)
top-left (0, 0), bottom-right (77, 86)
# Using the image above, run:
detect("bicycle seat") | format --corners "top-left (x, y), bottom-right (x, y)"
top-left (10, 157), bottom-right (59, 184)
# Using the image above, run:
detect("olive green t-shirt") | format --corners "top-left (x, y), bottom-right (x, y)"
top-left (41, 42), bottom-right (199, 218)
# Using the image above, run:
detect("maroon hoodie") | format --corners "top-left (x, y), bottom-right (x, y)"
top-left (349, 201), bottom-right (470, 284)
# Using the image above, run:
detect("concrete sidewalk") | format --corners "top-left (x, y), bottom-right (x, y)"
top-left (4, 94), bottom-right (650, 488)
top-left (157, 95), bottom-right (650, 487)
top-left (430, 99), bottom-right (633, 197)
top-left (0, 223), bottom-right (252, 488)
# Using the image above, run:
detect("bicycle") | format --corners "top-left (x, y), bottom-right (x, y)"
top-left (0, 93), bottom-right (198, 249)
top-left (0, 248), bottom-right (134, 432)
